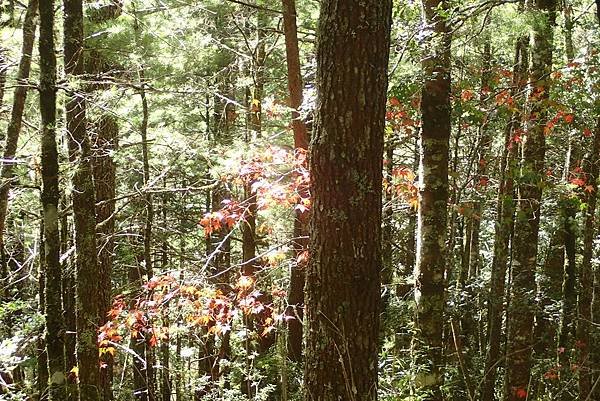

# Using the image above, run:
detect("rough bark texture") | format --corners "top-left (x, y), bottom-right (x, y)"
top-left (481, 35), bottom-right (528, 401)
top-left (92, 115), bottom-right (118, 401)
top-left (556, 199), bottom-right (577, 400)
top-left (504, 1), bottom-right (556, 400)
top-left (37, 220), bottom-right (49, 400)
top-left (0, 48), bottom-right (6, 110)
top-left (0, 0), bottom-right (38, 276)
top-left (39, 0), bottom-right (66, 398)
top-left (578, 7), bottom-right (600, 400)
top-left (61, 196), bottom-right (78, 401)
top-left (576, 121), bottom-right (600, 401)
top-left (64, 0), bottom-right (101, 399)
top-left (303, 1), bottom-right (391, 399)
top-left (412, 1), bottom-right (451, 400)
top-left (282, 0), bottom-right (309, 363)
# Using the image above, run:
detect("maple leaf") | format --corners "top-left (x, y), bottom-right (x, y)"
top-left (570, 178), bottom-right (586, 187)
top-left (389, 97), bottom-right (401, 106)
top-left (583, 128), bottom-right (593, 137)
top-left (584, 185), bottom-right (595, 193)
top-left (515, 387), bottom-right (527, 399)
top-left (461, 90), bottom-right (474, 102)
top-left (564, 114), bottom-right (574, 124)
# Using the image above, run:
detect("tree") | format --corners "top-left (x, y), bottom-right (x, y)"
top-left (303, 0), bottom-right (392, 399)
top-left (39, 0), bottom-right (66, 398)
top-left (481, 32), bottom-right (529, 401)
top-left (504, 1), bottom-right (556, 400)
top-left (63, 0), bottom-right (101, 398)
top-left (576, 4), bottom-right (600, 399)
top-left (281, 0), bottom-right (309, 363)
top-left (412, 1), bottom-right (451, 400)
top-left (93, 115), bottom-right (118, 401)
top-left (0, 0), bottom-right (38, 279)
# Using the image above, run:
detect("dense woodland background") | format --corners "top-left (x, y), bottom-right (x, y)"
top-left (0, 0), bottom-right (599, 400)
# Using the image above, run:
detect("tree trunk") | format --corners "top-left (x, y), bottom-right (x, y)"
top-left (303, 0), bottom-right (391, 399)
top-left (0, 48), bottom-right (6, 111)
top-left (504, 1), bottom-right (556, 400)
top-left (281, 0), bottom-right (309, 364)
top-left (0, 0), bottom-right (38, 278)
top-left (93, 115), bottom-right (118, 401)
top-left (64, 0), bottom-right (101, 399)
top-left (61, 195), bottom-right (77, 401)
top-left (39, 0), bottom-right (66, 398)
top-left (481, 34), bottom-right (528, 401)
top-left (412, 1), bottom-right (451, 400)
top-left (36, 219), bottom-right (49, 401)
top-left (577, 5), bottom-right (600, 400)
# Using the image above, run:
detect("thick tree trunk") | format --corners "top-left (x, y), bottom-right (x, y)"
top-left (93, 115), bottom-right (118, 401)
top-left (39, 0), bottom-right (67, 398)
top-left (481, 35), bottom-right (528, 401)
top-left (303, 0), bottom-right (391, 399)
top-left (64, 0), bottom-right (101, 399)
top-left (0, 0), bottom-right (38, 278)
top-left (412, 1), bottom-right (451, 400)
top-left (504, 2), bottom-right (556, 400)
top-left (577, 5), bottom-right (600, 400)
top-left (282, 0), bottom-right (309, 363)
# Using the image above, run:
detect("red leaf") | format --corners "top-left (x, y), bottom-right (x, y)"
top-left (570, 178), bottom-right (586, 187)
top-left (515, 387), bottom-right (528, 399)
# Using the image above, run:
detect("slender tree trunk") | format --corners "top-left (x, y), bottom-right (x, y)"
top-left (481, 34), bottom-right (528, 401)
top-left (412, 1), bottom-right (451, 400)
top-left (0, 48), bottom-right (7, 110)
top-left (61, 195), bottom-right (77, 401)
top-left (303, 0), bottom-right (391, 399)
top-left (0, 0), bottom-right (38, 279)
top-left (39, 0), bottom-right (66, 398)
top-left (139, 75), bottom-right (156, 401)
top-left (576, 5), bottom-right (600, 400)
top-left (93, 115), bottom-right (118, 401)
top-left (504, 2), bottom-right (556, 400)
top-left (64, 0), bottom-right (101, 399)
top-left (466, 38), bottom-right (492, 355)
top-left (159, 202), bottom-right (170, 401)
top-left (555, 5), bottom-right (578, 396)
top-left (282, 0), bottom-right (309, 363)
top-left (382, 144), bottom-right (394, 309)
top-left (37, 219), bottom-right (49, 401)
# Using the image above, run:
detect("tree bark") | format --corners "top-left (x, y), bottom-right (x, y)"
top-left (577, 5), bottom-right (600, 400)
top-left (39, 0), bottom-right (66, 398)
top-left (412, 1), bottom-right (451, 400)
top-left (0, 0), bottom-right (38, 285)
top-left (281, 0), bottom-right (309, 364)
top-left (36, 219), bottom-right (49, 401)
top-left (92, 115), bottom-right (118, 401)
top-left (64, 0), bottom-right (101, 399)
top-left (504, 1), bottom-right (556, 400)
top-left (303, 0), bottom-right (391, 399)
